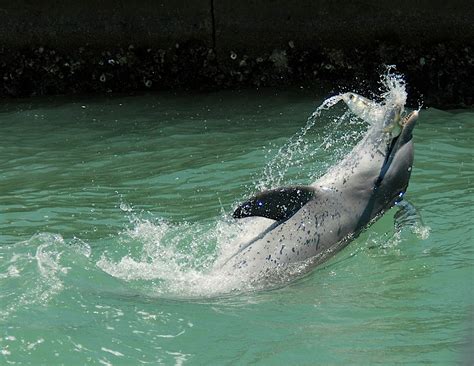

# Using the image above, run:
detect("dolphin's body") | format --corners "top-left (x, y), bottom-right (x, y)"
top-left (219, 93), bottom-right (418, 280)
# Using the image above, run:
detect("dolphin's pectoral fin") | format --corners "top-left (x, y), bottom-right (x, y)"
top-left (393, 200), bottom-right (420, 231)
top-left (233, 186), bottom-right (316, 222)
top-left (393, 200), bottom-right (429, 239)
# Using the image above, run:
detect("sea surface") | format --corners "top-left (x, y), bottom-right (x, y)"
top-left (0, 88), bottom-right (472, 365)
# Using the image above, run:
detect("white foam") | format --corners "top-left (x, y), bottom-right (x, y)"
top-left (101, 347), bottom-right (124, 357)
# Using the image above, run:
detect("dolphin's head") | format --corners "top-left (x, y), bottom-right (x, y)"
top-left (341, 91), bottom-right (418, 202)
top-left (375, 109), bottom-right (418, 202)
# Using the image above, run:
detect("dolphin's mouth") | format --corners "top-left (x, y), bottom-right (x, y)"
top-left (384, 109), bottom-right (418, 161)
top-left (385, 109), bottom-right (417, 138)
top-left (393, 110), bottom-right (418, 144)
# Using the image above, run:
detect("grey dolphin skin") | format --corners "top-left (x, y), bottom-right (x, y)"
top-left (221, 93), bottom-right (418, 280)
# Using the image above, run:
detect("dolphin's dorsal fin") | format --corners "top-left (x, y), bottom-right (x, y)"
top-left (233, 186), bottom-right (316, 222)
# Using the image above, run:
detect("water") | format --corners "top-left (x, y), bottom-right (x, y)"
top-left (1, 86), bottom-right (473, 364)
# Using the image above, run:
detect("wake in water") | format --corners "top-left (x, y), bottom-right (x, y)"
top-left (0, 68), bottom-right (430, 304)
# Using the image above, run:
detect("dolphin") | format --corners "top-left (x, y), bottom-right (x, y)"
top-left (218, 93), bottom-right (418, 282)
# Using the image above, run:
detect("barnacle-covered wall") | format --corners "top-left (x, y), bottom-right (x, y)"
top-left (0, 0), bottom-right (472, 107)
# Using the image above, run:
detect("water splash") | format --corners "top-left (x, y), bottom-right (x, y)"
top-left (0, 234), bottom-right (70, 318)
top-left (257, 94), bottom-right (347, 190)
top-left (95, 214), bottom-right (271, 297)
top-left (379, 65), bottom-right (408, 110)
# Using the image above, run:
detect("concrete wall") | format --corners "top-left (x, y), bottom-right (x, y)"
top-left (0, 0), bottom-right (212, 48)
top-left (1, 0), bottom-right (472, 51)
top-left (0, 1), bottom-right (472, 106)
top-left (214, 1), bottom-right (473, 54)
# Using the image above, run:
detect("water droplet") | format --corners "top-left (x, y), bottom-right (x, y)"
top-left (119, 202), bottom-right (133, 212)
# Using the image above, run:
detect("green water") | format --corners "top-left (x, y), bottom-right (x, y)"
top-left (1, 90), bottom-right (473, 365)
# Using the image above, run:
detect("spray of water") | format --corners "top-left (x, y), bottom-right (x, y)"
top-left (379, 65), bottom-right (408, 109)
top-left (0, 234), bottom-right (77, 317)
top-left (256, 94), bottom-right (346, 190)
